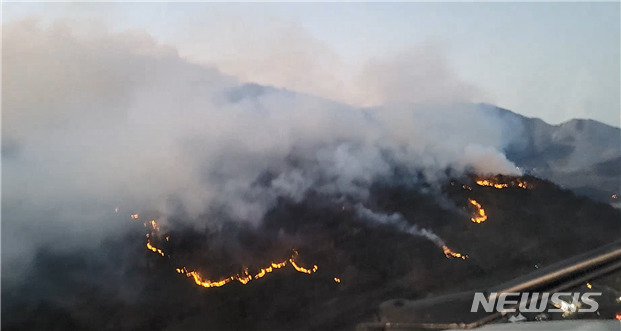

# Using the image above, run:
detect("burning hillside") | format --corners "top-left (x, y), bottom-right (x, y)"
top-left (174, 250), bottom-right (318, 289)
top-left (3, 16), bottom-right (620, 331)
top-left (137, 209), bottom-right (465, 292)
top-left (476, 179), bottom-right (528, 189)
top-left (5, 175), bottom-right (620, 331)
top-left (140, 217), bottom-right (321, 289)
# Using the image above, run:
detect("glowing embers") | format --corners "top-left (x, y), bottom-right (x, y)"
top-left (143, 219), bottom-right (167, 257)
top-left (475, 178), bottom-right (529, 189)
top-left (442, 245), bottom-right (468, 260)
top-left (289, 250), bottom-right (319, 274)
top-left (468, 198), bottom-right (487, 223)
top-left (149, 219), bottom-right (160, 231)
top-left (146, 239), bottom-right (166, 257)
top-left (137, 216), bottom-right (320, 289)
top-left (175, 250), bottom-right (319, 289)
top-left (175, 267), bottom-right (250, 288)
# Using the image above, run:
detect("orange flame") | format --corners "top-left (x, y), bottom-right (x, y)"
top-left (442, 245), bottom-right (468, 260)
top-left (289, 249), bottom-right (318, 274)
top-left (175, 251), bottom-right (318, 289)
top-left (334, 277), bottom-right (341, 283)
top-left (475, 179), bottom-right (508, 189)
top-left (150, 220), bottom-right (159, 231)
top-left (468, 199), bottom-right (487, 223)
top-left (144, 219), bottom-right (166, 257)
top-left (141, 218), bottom-right (322, 289)
top-left (476, 178), bottom-right (529, 189)
top-left (146, 241), bottom-right (165, 257)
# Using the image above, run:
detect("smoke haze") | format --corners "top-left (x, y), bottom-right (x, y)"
top-left (3, 19), bottom-right (522, 284)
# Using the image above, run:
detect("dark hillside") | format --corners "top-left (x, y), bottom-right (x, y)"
top-left (3, 175), bottom-right (619, 330)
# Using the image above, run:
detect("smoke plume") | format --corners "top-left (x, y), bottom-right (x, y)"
top-left (2, 19), bottom-right (520, 282)
top-left (354, 204), bottom-right (446, 247)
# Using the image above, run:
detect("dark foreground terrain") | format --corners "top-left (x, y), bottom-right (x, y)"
top-left (3, 175), bottom-right (620, 330)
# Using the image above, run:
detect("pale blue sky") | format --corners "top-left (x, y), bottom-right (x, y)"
top-left (3, 2), bottom-right (620, 127)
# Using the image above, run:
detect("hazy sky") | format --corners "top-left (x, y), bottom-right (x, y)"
top-left (3, 2), bottom-right (620, 127)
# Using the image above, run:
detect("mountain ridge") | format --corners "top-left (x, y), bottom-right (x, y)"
top-left (477, 103), bottom-right (620, 203)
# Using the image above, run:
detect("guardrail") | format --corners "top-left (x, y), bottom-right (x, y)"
top-left (357, 241), bottom-right (621, 331)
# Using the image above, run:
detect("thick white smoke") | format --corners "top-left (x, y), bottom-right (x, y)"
top-left (2, 19), bottom-right (520, 281)
top-left (354, 204), bottom-right (447, 248)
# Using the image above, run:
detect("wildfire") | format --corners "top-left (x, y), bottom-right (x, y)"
top-left (130, 213), bottom-right (139, 219)
top-left (289, 250), bottom-right (319, 274)
top-left (146, 240), bottom-right (166, 256)
top-left (144, 219), bottom-right (166, 257)
top-left (476, 179), bottom-right (508, 189)
top-left (468, 198), bottom-right (487, 223)
top-left (137, 215), bottom-right (330, 290)
top-left (334, 277), bottom-right (341, 283)
top-left (442, 245), bottom-right (468, 260)
top-left (175, 250), bottom-right (319, 289)
top-left (475, 178), bottom-right (529, 189)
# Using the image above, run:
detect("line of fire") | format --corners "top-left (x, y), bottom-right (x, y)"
top-left (135, 177), bottom-right (529, 290)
